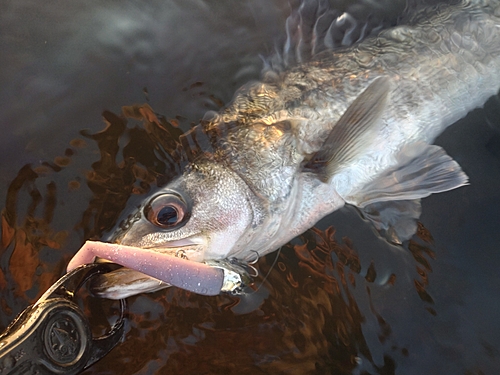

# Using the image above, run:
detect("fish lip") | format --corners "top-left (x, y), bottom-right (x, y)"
top-left (133, 235), bottom-right (206, 254)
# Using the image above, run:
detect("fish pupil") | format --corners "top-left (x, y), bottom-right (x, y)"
top-left (157, 206), bottom-right (178, 226)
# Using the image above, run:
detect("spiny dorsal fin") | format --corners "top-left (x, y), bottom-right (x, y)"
top-left (303, 76), bottom-right (391, 182)
top-left (263, 0), bottom-right (387, 74)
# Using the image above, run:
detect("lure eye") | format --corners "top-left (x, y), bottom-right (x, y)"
top-left (145, 193), bottom-right (190, 229)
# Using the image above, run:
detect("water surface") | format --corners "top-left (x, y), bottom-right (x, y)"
top-left (1, 0), bottom-right (499, 374)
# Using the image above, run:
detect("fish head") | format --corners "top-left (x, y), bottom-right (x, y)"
top-left (85, 151), bottom-right (272, 298)
top-left (115, 81), bottom-right (287, 263)
top-left (114, 158), bottom-right (257, 263)
top-left (83, 81), bottom-right (296, 298)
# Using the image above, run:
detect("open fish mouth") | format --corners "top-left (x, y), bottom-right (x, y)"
top-left (67, 241), bottom-right (224, 298)
top-left (85, 237), bottom-right (207, 299)
top-left (137, 236), bottom-right (206, 260)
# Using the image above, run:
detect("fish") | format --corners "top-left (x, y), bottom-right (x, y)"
top-left (68, 0), bottom-right (500, 299)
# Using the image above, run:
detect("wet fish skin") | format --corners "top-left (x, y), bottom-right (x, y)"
top-left (85, 0), bottom-right (500, 296)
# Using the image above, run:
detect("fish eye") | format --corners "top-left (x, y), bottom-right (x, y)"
top-left (145, 193), bottom-right (190, 230)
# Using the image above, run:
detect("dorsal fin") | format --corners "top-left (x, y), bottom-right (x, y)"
top-left (263, 0), bottom-right (388, 74)
top-left (398, 0), bottom-right (448, 24)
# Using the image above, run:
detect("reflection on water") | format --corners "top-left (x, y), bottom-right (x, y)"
top-left (0, 103), bottom-right (444, 374)
top-left (1, 164), bottom-right (67, 305)
top-left (1, 0), bottom-right (500, 374)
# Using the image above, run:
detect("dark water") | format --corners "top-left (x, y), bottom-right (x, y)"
top-left (1, 0), bottom-right (500, 374)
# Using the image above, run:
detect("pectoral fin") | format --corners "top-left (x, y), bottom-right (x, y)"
top-left (303, 76), bottom-right (390, 182)
top-left (350, 143), bottom-right (469, 208)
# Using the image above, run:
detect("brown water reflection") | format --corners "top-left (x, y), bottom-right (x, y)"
top-left (1, 164), bottom-right (67, 305)
top-left (83, 229), bottom-right (410, 374)
top-left (0, 104), bottom-right (439, 374)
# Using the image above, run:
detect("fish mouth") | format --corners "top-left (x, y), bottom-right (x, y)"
top-left (137, 236), bottom-right (206, 260)
top-left (93, 236), bottom-right (206, 298)
top-left (68, 237), bottom-right (223, 299)
top-left (139, 236), bottom-right (206, 253)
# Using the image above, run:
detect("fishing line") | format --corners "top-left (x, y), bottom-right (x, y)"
top-left (249, 246), bottom-right (282, 294)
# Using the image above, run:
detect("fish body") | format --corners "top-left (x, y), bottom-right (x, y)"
top-left (71, 0), bottom-right (500, 297)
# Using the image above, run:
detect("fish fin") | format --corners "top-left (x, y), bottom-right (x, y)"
top-left (359, 199), bottom-right (421, 245)
top-left (398, 0), bottom-right (450, 25)
top-left (303, 76), bottom-right (390, 182)
top-left (350, 143), bottom-right (469, 208)
top-left (263, 0), bottom-right (387, 73)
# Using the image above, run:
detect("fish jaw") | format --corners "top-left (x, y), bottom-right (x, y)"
top-left (89, 268), bottom-right (169, 300)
